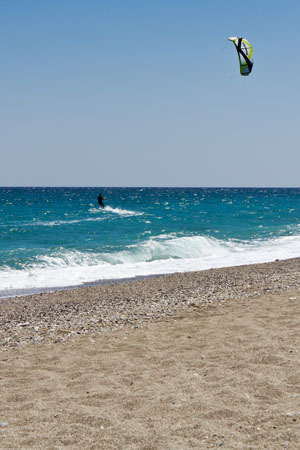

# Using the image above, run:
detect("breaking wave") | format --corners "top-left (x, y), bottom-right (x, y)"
top-left (1, 233), bottom-right (300, 298)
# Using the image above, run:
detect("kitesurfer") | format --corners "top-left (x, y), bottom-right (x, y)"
top-left (98, 193), bottom-right (104, 209)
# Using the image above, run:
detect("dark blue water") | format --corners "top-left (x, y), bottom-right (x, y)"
top-left (1, 187), bottom-right (300, 297)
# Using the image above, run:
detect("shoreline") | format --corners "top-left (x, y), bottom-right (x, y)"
top-left (0, 274), bottom-right (166, 301)
top-left (0, 253), bottom-right (298, 301)
top-left (1, 257), bottom-right (300, 349)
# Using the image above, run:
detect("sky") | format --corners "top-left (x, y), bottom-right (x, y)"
top-left (1, 0), bottom-right (300, 187)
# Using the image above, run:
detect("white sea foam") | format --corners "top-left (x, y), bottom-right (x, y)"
top-left (18, 206), bottom-right (142, 228)
top-left (1, 234), bottom-right (300, 298)
top-left (89, 206), bottom-right (143, 216)
top-left (33, 217), bottom-right (105, 226)
top-left (104, 206), bottom-right (143, 216)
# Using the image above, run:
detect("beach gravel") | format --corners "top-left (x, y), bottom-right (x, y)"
top-left (1, 257), bottom-right (300, 348)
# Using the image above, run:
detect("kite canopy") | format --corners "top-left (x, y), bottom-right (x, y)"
top-left (228, 37), bottom-right (253, 76)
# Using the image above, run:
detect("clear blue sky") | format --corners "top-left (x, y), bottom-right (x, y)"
top-left (1, 0), bottom-right (299, 187)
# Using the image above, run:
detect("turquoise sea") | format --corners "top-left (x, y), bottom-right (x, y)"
top-left (1, 187), bottom-right (300, 298)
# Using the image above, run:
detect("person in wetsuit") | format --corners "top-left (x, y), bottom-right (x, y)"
top-left (98, 193), bottom-right (104, 208)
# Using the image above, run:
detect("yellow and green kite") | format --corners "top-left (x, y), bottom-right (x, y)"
top-left (228, 37), bottom-right (253, 76)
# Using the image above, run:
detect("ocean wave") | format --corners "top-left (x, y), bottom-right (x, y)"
top-left (1, 234), bottom-right (300, 297)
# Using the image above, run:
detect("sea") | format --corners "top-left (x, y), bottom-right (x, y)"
top-left (1, 187), bottom-right (300, 299)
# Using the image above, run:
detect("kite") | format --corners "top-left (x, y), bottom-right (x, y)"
top-left (228, 37), bottom-right (253, 76)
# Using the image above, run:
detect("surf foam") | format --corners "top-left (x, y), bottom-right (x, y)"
top-left (89, 206), bottom-right (143, 216)
top-left (1, 234), bottom-right (300, 298)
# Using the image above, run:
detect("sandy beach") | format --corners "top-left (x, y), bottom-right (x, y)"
top-left (1, 259), bottom-right (300, 449)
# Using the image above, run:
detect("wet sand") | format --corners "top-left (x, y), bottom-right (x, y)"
top-left (1, 259), bottom-right (300, 449)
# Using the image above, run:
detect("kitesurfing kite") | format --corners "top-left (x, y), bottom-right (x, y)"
top-left (228, 37), bottom-right (253, 76)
